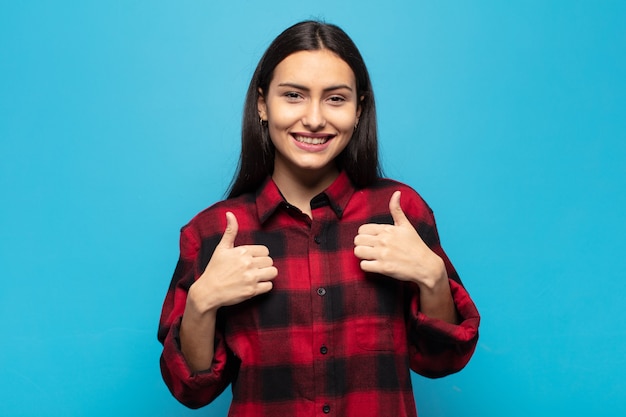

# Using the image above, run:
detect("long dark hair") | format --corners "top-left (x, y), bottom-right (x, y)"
top-left (227, 20), bottom-right (381, 198)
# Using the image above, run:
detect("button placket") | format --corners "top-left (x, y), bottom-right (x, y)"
top-left (309, 213), bottom-right (334, 415)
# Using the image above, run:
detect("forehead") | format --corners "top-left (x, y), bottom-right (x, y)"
top-left (271, 49), bottom-right (356, 88)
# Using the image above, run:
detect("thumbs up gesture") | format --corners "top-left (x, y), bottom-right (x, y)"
top-left (188, 212), bottom-right (278, 313)
top-left (354, 191), bottom-right (447, 289)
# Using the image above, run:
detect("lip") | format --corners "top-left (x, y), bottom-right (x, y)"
top-left (290, 132), bottom-right (336, 152)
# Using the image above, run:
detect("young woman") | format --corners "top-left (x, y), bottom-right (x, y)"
top-left (158, 20), bottom-right (480, 417)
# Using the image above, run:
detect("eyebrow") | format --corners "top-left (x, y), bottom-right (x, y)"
top-left (277, 82), bottom-right (354, 92)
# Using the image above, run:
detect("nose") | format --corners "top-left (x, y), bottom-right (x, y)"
top-left (302, 102), bottom-right (326, 130)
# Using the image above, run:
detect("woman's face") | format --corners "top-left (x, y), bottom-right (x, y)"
top-left (258, 49), bottom-right (361, 186)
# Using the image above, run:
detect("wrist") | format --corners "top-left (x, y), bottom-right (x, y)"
top-left (187, 282), bottom-right (221, 315)
top-left (183, 299), bottom-right (218, 331)
top-left (415, 256), bottom-right (448, 293)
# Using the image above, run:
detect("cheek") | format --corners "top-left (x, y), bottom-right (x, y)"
top-left (332, 110), bottom-right (359, 133)
top-left (267, 102), bottom-right (299, 129)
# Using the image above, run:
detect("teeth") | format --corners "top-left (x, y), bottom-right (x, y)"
top-left (294, 135), bottom-right (329, 145)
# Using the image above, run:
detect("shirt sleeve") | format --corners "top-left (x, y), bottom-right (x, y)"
top-left (157, 223), bottom-right (235, 408)
top-left (406, 279), bottom-right (480, 378)
top-left (402, 189), bottom-right (481, 378)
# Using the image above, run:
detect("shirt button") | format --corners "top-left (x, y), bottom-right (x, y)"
top-left (317, 287), bottom-right (326, 296)
top-left (322, 404), bottom-right (331, 413)
top-left (320, 345), bottom-right (328, 354)
top-left (314, 235), bottom-right (321, 244)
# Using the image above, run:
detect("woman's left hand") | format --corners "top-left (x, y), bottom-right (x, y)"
top-left (354, 191), bottom-right (447, 290)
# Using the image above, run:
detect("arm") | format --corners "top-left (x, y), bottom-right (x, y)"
top-left (406, 278), bottom-right (480, 378)
top-left (158, 211), bottom-right (277, 407)
top-left (354, 190), bottom-right (480, 376)
top-left (157, 223), bottom-right (231, 408)
top-left (180, 212), bottom-right (276, 371)
top-left (354, 191), bottom-right (458, 323)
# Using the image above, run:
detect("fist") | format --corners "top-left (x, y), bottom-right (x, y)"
top-left (189, 212), bottom-right (278, 312)
top-left (353, 191), bottom-right (446, 289)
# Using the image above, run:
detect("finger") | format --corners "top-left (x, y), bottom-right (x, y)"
top-left (354, 233), bottom-right (378, 248)
top-left (257, 266), bottom-right (278, 281)
top-left (255, 281), bottom-right (274, 295)
top-left (217, 211), bottom-right (238, 249)
top-left (354, 245), bottom-right (378, 261)
top-left (357, 223), bottom-right (388, 236)
top-left (252, 255), bottom-right (275, 269)
top-left (359, 259), bottom-right (382, 274)
top-left (389, 191), bottom-right (409, 227)
top-left (237, 245), bottom-right (270, 257)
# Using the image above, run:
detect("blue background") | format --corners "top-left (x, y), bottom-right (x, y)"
top-left (1, 1), bottom-right (625, 416)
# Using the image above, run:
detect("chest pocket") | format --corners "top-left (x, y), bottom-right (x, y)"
top-left (353, 275), bottom-right (401, 352)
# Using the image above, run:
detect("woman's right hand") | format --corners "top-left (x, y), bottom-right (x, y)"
top-left (186, 211), bottom-right (278, 315)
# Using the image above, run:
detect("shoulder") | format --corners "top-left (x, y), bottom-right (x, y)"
top-left (346, 177), bottom-right (435, 226)
top-left (365, 177), bottom-right (434, 215)
top-left (181, 192), bottom-right (258, 238)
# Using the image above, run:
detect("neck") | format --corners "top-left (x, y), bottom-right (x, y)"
top-left (272, 164), bottom-right (339, 217)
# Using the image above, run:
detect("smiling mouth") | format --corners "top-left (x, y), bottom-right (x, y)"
top-left (292, 134), bottom-right (334, 145)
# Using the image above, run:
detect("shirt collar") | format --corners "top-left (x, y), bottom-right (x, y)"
top-left (256, 171), bottom-right (356, 224)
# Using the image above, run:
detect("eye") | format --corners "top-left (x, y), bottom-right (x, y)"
top-left (327, 95), bottom-right (347, 105)
top-left (284, 92), bottom-right (303, 101)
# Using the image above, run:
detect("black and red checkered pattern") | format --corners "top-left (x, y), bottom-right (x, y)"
top-left (158, 171), bottom-right (480, 416)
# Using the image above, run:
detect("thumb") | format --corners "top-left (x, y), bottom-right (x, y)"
top-left (218, 211), bottom-right (238, 248)
top-left (389, 191), bottom-right (409, 226)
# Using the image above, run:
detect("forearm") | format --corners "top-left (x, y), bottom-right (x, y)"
top-left (408, 278), bottom-right (480, 377)
top-left (418, 275), bottom-right (459, 324)
top-left (180, 297), bottom-right (219, 372)
top-left (415, 256), bottom-right (459, 325)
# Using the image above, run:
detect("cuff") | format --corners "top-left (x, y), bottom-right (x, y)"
top-left (411, 279), bottom-right (480, 345)
top-left (160, 318), bottom-right (230, 408)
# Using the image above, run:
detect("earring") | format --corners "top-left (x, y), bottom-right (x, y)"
top-left (259, 118), bottom-right (267, 127)
top-left (354, 119), bottom-right (359, 131)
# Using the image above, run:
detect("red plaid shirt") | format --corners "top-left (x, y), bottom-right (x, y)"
top-left (158, 172), bottom-right (480, 416)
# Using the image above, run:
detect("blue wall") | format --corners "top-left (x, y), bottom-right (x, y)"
top-left (1, 1), bottom-right (624, 416)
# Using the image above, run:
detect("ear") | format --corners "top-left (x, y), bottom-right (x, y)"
top-left (257, 88), bottom-right (268, 121)
top-left (356, 95), bottom-right (364, 119)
